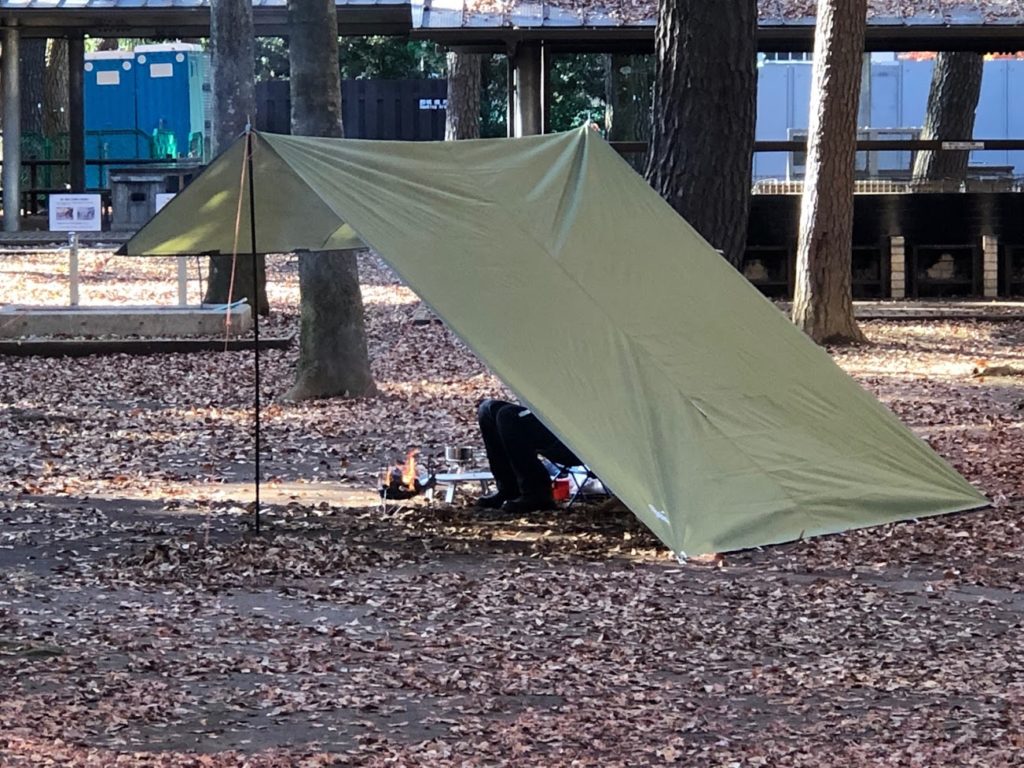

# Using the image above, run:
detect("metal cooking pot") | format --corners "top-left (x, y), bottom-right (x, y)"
top-left (445, 446), bottom-right (475, 462)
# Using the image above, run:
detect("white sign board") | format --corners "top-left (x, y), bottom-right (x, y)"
top-left (419, 98), bottom-right (448, 110)
top-left (155, 193), bottom-right (176, 212)
top-left (941, 141), bottom-right (985, 151)
top-left (49, 194), bottom-right (102, 232)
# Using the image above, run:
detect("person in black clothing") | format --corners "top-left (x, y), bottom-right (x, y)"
top-left (475, 398), bottom-right (581, 513)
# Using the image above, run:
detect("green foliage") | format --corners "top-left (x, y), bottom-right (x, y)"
top-left (470, 52), bottom-right (610, 138)
top-left (340, 37), bottom-right (446, 80)
top-left (255, 37), bottom-right (289, 80)
top-left (548, 54), bottom-right (608, 132)
top-left (480, 54), bottom-right (507, 138)
top-left (254, 36), bottom-right (446, 82)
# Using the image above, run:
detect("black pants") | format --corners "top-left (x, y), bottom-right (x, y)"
top-left (477, 399), bottom-right (581, 499)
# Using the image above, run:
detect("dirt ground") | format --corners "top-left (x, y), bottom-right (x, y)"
top-left (1, 252), bottom-right (1024, 766)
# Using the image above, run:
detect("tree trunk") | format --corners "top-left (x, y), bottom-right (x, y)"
top-left (645, 0), bottom-right (757, 267)
top-left (43, 39), bottom-right (69, 188)
top-left (285, 0), bottom-right (377, 401)
top-left (44, 39), bottom-right (69, 137)
top-left (792, 0), bottom-right (868, 345)
top-left (203, 253), bottom-right (268, 311)
top-left (605, 54), bottom-right (651, 142)
top-left (20, 38), bottom-right (46, 136)
top-left (911, 52), bottom-right (984, 185)
top-left (445, 51), bottom-right (481, 140)
top-left (605, 54), bottom-right (652, 172)
top-left (206, 0), bottom-right (268, 314)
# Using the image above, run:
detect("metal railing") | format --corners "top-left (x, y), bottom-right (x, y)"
top-left (0, 157), bottom-right (201, 216)
top-left (610, 137), bottom-right (1024, 193)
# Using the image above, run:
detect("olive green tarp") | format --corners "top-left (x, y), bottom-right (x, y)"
top-left (123, 127), bottom-right (987, 556)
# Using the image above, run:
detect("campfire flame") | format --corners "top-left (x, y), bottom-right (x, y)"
top-left (400, 450), bottom-right (419, 491)
top-left (379, 449), bottom-right (435, 500)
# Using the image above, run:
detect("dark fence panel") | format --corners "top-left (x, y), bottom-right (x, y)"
top-left (745, 192), bottom-right (1024, 298)
top-left (256, 80), bottom-right (292, 134)
top-left (255, 79), bottom-right (447, 140)
top-left (749, 192), bottom-right (1024, 247)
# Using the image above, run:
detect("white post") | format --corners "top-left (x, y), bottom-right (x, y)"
top-left (889, 236), bottom-right (906, 299)
top-left (68, 232), bottom-right (80, 306)
top-left (982, 235), bottom-right (999, 299)
top-left (177, 256), bottom-right (188, 306)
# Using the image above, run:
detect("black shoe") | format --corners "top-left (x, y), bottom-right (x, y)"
top-left (501, 494), bottom-right (557, 514)
top-left (475, 491), bottom-right (508, 509)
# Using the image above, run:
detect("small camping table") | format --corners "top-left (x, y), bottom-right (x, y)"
top-left (432, 471), bottom-right (494, 503)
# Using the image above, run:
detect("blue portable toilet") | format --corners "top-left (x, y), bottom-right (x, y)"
top-left (83, 51), bottom-right (141, 188)
top-left (134, 43), bottom-right (211, 162)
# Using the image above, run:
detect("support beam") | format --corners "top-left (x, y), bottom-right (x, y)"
top-left (2, 25), bottom-right (22, 232)
top-left (512, 41), bottom-right (543, 137)
top-left (68, 32), bottom-right (85, 192)
top-left (542, 47), bottom-right (553, 135)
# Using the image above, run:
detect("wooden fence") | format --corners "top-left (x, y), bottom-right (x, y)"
top-left (256, 79), bottom-right (448, 140)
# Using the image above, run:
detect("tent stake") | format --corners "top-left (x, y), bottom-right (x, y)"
top-left (246, 127), bottom-right (262, 535)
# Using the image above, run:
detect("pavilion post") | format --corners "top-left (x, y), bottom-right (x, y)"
top-left (513, 41), bottom-right (543, 137)
top-left (2, 25), bottom-right (22, 232)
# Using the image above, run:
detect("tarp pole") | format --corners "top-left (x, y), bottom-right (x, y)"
top-left (246, 127), bottom-right (261, 534)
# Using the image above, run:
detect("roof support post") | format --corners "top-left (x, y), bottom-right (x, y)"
top-left (512, 40), bottom-right (543, 136)
top-left (68, 31), bottom-right (86, 192)
top-left (505, 54), bottom-right (514, 138)
top-left (2, 24), bottom-right (22, 231)
top-left (542, 43), bottom-right (552, 134)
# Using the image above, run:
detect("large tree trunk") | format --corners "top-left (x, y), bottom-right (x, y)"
top-left (445, 51), bottom-right (481, 140)
top-left (605, 54), bottom-right (652, 172)
top-left (792, 0), bottom-right (868, 345)
top-left (911, 52), bottom-right (984, 185)
top-left (20, 39), bottom-right (46, 136)
top-left (43, 39), bottom-right (70, 189)
top-left (43, 39), bottom-right (69, 139)
top-left (205, 0), bottom-right (268, 314)
top-left (285, 0), bottom-right (377, 401)
top-left (645, 0), bottom-right (757, 267)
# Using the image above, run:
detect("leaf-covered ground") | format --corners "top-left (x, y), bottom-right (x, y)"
top-left (1, 252), bottom-right (1023, 766)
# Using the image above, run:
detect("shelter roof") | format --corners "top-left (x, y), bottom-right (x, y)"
top-left (3, 0), bottom-right (1023, 48)
top-left (0, 0), bottom-right (411, 37)
top-left (415, 0), bottom-right (1024, 51)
